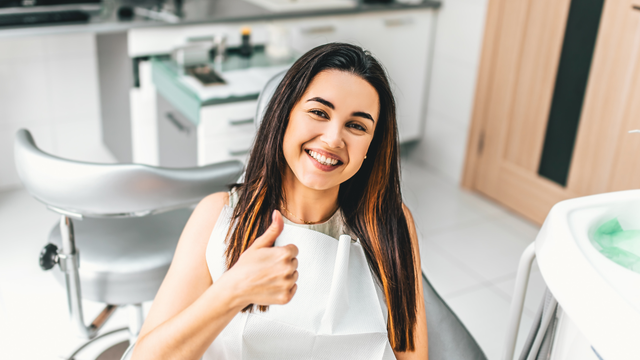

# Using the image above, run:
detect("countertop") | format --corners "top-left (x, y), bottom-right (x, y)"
top-left (0, 0), bottom-right (440, 38)
top-left (152, 48), bottom-right (297, 125)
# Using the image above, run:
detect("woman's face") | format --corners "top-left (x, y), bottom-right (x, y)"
top-left (282, 69), bottom-right (380, 191)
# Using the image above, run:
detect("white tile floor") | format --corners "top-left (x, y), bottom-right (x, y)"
top-left (0, 158), bottom-right (546, 360)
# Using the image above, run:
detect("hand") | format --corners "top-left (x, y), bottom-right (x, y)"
top-left (219, 210), bottom-right (299, 308)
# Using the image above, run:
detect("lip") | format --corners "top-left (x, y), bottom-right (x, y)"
top-left (304, 148), bottom-right (344, 172)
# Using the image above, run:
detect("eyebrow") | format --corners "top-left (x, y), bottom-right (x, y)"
top-left (306, 97), bottom-right (375, 123)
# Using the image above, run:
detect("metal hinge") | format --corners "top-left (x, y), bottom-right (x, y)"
top-left (477, 130), bottom-right (485, 155)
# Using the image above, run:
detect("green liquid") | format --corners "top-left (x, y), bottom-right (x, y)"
top-left (593, 218), bottom-right (640, 273)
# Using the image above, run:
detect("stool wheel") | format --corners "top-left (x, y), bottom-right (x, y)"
top-left (39, 243), bottom-right (59, 270)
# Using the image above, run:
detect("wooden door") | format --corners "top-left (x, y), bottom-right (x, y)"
top-left (569, 0), bottom-right (640, 194)
top-left (463, 0), bottom-right (640, 224)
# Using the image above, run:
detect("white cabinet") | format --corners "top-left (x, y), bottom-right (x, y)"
top-left (198, 101), bottom-right (258, 166)
top-left (355, 10), bottom-right (435, 142)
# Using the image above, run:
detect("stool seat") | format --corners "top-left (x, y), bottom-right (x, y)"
top-left (48, 209), bottom-right (192, 305)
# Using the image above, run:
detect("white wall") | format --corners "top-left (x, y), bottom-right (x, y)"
top-left (411, 0), bottom-right (490, 184)
top-left (0, 33), bottom-right (115, 192)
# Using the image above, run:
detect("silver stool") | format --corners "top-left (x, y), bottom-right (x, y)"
top-left (14, 129), bottom-right (243, 359)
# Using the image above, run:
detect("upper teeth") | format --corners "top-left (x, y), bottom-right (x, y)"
top-left (308, 150), bottom-right (338, 166)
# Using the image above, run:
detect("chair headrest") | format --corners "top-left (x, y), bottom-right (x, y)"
top-left (14, 129), bottom-right (243, 218)
top-left (255, 70), bottom-right (287, 130)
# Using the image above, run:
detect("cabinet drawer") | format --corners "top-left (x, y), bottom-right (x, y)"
top-left (199, 101), bottom-right (258, 138)
top-left (198, 132), bottom-right (256, 166)
top-left (157, 93), bottom-right (198, 168)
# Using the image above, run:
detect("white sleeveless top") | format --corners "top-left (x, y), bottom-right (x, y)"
top-left (203, 195), bottom-right (396, 360)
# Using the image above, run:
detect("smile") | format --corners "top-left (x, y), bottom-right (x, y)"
top-left (305, 149), bottom-right (343, 168)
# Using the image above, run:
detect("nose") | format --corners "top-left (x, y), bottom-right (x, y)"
top-left (320, 121), bottom-right (345, 149)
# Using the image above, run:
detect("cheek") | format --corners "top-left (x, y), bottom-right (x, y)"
top-left (348, 136), bottom-right (371, 161)
top-left (282, 116), bottom-right (311, 160)
top-left (282, 130), bottom-right (299, 165)
top-left (284, 115), bottom-right (322, 149)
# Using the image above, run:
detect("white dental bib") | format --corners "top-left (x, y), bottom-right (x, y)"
top-left (204, 206), bottom-right (396, 359)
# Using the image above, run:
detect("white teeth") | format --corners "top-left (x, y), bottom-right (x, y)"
top-left (307, 150), bottom-right (338, 166)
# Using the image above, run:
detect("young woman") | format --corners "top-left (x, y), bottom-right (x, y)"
top-left (132, 43), bottom-right (428, 360)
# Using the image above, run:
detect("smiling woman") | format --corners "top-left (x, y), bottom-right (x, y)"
top-left (131, 43), bottom-right (428, 360)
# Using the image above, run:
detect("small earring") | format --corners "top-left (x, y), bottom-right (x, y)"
top-left (364, 155), bottom-right (367, 159)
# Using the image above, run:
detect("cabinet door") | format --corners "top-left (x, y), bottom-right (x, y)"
top-left (157, 93), bottom-right (198, 168)
top-left (356, 10), bottom-right (435, 143)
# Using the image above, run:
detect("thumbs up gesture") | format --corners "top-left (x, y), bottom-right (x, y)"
top-left (221, 210), bottom-right (299, 307)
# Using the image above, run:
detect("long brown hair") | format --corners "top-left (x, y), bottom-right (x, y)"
top-left (224, 43), bottom-right (418, 352)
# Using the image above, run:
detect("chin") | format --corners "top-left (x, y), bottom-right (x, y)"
top-left (302, 180), bottom-right (336, 191)
top-left (298, 174), bottom-right (340, 191)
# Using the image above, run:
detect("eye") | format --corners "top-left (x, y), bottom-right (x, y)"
top-left (309, 109), bottom-right (328, 119)
top-left (347, 122), bottom-right (367, 132)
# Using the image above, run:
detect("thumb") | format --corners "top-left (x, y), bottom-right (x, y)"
top-left (251, 210), bottom-right (284, 249)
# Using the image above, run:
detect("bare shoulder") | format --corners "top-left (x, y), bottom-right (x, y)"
top-left (185, 192), bottom-right (230, 241)
top-left (402, 203), bottom-right (414, 223)
top-left (168, 190), bottom-right (230, 268)
top-left (402, 203), bottom-right (421, 266)
top-left (402, 204), bottom-right (417, 239)
top-left (196, 191), bottom-right (230, 217)
top-left (162, 190), bottom-right (230, 275)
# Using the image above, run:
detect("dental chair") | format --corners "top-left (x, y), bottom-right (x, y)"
top-left (13, 130), bottom-right (243, 359)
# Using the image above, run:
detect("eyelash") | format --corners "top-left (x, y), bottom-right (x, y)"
top-left (347, 123), bottom-right (366, 132)
top-left (309, 109), bottom-right (328, 118)
top-left (308, 109), bottom-right (367, 132)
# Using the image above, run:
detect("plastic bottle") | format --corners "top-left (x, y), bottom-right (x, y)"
top-left (240, 26), bottom-right (253, 58)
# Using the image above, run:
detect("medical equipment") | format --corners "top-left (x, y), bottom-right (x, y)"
top-left (505, 191), bottom-right (640, 360)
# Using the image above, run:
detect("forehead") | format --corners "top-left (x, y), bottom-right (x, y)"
top-left (301, 70), bottom-right (380, 118)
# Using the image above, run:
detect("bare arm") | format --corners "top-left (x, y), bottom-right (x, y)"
top-left (132, 194), bottom-right (298, 360)
top-left (132, 192), bottom-right (238, 359)
top-left (394, 205), bottom-right (429, 360)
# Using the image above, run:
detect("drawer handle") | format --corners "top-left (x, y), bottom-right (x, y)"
top-left (228, 147), bottom-right (251, 156)
top-left (166, 112), bottom-right (190, 135)
top-left (301, 25), bottom-right (336, 35)
top-left (384, 18), bottom-right (413, 27)
top-left (228, 118), bottom-right (254, 126)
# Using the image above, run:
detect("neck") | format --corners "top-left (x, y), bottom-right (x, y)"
top-left (282, 169), bottom-right (339, 225)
